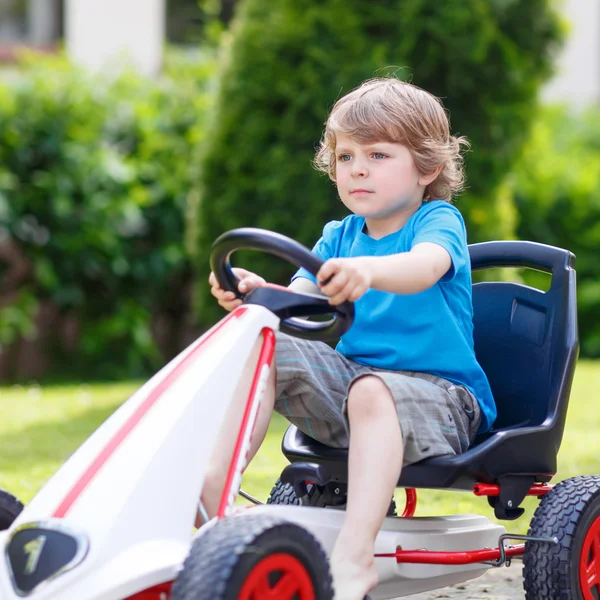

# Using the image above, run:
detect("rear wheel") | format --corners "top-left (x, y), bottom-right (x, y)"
top-left (524, 475), bottom-right (600, 599)
top-left (267, 478), bottom-right (397, 515)
top-left (267, 479), bottom-right (301, 506)
top-left (0, 489), bottom-right (23, 530)
top-left (170, 513), bottom-right (333, 600)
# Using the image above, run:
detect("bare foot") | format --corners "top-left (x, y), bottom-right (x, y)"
top-left (330, 548), bottom-right (378, 600)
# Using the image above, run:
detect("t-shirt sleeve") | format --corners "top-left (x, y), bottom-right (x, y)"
top-left (291, 222), bottom-right (337, 284)
top-left (411, 204), bottom-right (468, 282)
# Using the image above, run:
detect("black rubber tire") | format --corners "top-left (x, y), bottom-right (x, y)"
top-left (523, 475), bottom-right (600, 599)
top-left (0, 489), bottom-right (23, 531)
top-left (170, 513), bottom-right (333, 600)
top-left (267, 478), bottom-right (397, 515)
top-left (267, 479), bottom-right (301, 506)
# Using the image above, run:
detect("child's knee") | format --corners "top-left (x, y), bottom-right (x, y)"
top-left (347, 375), bottom-right (393, 417)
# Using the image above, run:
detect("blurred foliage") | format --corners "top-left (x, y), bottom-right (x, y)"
top-left (193, 0), bottom-right (563, 326)
top-left (168, 0), bottom-right (240, 46)
top-left (166, 0), bottom-right (204, 44)
top-left (509, 105), bottom-right (600, 357)
top-left (0, 49), bottom-right (214, 378)
top-left (198, 0), bottom-right (239, 28)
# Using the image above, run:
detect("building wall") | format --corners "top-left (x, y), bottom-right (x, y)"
top-left (65, 0), bottom-right (165, 77)
top-left (542, 0), bottom-right (600, 107)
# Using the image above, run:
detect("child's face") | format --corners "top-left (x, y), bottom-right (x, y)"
top-left (334, 134), bottom-right (427, 221)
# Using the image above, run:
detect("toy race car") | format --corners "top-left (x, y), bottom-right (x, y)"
top-left (0, 228), bottom-right (590, 600)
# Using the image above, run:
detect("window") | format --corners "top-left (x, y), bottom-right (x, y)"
top-left (0, 0), bottom-right (63, 61)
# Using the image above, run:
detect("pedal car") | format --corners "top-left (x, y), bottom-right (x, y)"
top-left (0, 228), bottom-right (588, 600)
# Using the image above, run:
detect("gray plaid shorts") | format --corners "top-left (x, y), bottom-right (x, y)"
top-left (274, 332), bottom-right (482, 465)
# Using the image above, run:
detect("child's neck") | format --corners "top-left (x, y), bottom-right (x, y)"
top-left (364, 201), bottom-right (424, 240)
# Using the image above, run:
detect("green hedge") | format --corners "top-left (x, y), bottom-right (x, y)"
top-left (194, 0), bottom-right (563, 326)
top-left (510, 105), bottom-right (600, 357)
top-left (0, 50), bottom-right (214, 378)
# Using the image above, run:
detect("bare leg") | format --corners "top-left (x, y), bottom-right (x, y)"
top-left (330, 376), bottom-right (404, 600)
top-left (199, 337), bottom-right (277, 523)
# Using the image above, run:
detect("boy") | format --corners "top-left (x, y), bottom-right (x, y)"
top-left (207, 77), bottom-right (496, 600)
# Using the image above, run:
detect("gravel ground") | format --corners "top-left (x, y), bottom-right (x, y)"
top-left (403, 563), bottom-right (525, 599)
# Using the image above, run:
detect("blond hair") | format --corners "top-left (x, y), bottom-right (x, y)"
top-left (314, 78), bottom-right (469, 201)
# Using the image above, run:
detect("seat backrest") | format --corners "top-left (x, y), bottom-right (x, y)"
top-left (469, 241), bottom-right (578, 437)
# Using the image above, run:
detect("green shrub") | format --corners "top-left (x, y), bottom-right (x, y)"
top-left (0, 50), bottom-right (214, 378)
top-left (509, 105), bottom-right (600, 357)
top-left (193, 0), bottom-right (562, 326)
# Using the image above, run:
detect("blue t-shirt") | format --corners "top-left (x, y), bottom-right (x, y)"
top-left (293, 200), bottom-right (496, 433)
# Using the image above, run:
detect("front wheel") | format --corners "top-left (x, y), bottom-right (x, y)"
top-left (0, 489), bottom-right (24, 530)
top-left (170, 513), bottom-right (333, 600)
top-left (523, 475), bottom-right (600, 599)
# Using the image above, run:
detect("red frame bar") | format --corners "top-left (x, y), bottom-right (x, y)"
top-left (401, 488), bottom-right (417, 518)
top-left (217, 327), bottom-right (276, 518)
top-left (375, 544), bottom-right (525, 564)
top-left (472, 483), bottom-right (553, 497)
top-left (376, 482), bottom-right (554, 564)
top-left (396, 482), bottom-right (552, 520)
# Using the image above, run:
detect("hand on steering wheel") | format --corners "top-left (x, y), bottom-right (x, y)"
top-left (210, 228), bottom-right (355, 340)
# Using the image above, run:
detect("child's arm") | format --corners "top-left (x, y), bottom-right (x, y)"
top-left (316, 242), bottom-right (451, 305)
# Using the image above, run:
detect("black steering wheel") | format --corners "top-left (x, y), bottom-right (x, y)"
top-left (210, 228), bottom-right (354, 340)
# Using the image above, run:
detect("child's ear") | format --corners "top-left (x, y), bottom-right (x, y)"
top-left (419, 165), bottom-right (443, 187)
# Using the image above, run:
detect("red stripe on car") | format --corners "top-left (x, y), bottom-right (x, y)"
top-left (53, 308), bottom-right (248, 518)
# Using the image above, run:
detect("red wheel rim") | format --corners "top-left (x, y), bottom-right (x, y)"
top-left (580, 516), bottom-right (600, 599)
top-left (239, 552), bottom-right (315, 600)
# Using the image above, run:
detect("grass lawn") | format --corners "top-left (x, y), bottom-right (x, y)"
top-left (1, 360), bottom-right (599, 535)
